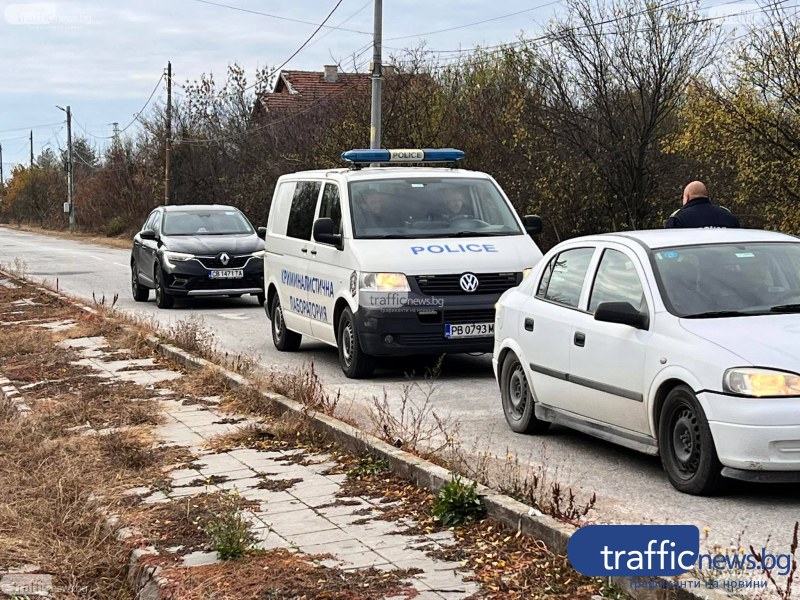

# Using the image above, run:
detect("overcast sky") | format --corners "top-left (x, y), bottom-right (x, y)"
top-left (0, 0), bottom-right (563, 172)
top-left (0, 0), bottom-right (762, 174)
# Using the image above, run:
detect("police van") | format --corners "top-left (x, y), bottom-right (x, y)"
top-left (262, 148), bottom-right (544, 378)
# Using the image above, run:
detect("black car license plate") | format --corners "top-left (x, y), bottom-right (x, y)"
top-left (209, 269), bottom-right (244, 279)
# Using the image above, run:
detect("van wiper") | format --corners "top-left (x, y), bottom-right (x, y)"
top-left (682, 310), bottom-right (751, 319)
top-left (770, 304), bottom-right (800, 313)
top-left (450, 231), bottom-right (510, 237)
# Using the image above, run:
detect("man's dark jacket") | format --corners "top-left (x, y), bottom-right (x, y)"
top-left (664, 197), bottom-right (741, 229)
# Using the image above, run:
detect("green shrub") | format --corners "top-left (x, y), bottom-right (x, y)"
top-left (105, 216), bottom-right (127, 237)
top-left (203, 491), bottom-right (257, 560)
top-left (432, 474), bottom-right (486, 527)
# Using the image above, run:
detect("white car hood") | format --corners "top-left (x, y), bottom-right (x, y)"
top-left (680, 315), bottom-right (800, 370)
top-left (349, 235), bottom-right (542, 274)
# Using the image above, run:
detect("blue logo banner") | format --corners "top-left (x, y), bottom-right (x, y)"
top-left (568, 525), bottom-right (700, 577)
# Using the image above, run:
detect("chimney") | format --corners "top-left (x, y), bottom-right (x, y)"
top-left (382, 65), bottom-right (395, 77)
top-left (323, 65), bottom-right (339, 83)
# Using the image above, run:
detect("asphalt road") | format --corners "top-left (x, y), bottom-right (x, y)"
top-left (2, 226), bottom-right (799, 561)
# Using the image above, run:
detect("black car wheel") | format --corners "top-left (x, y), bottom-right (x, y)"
top-left (658, 385), bottom-right (723, 495)
top-left (131, 261), bottom-right (149, 302)
top-left (154, 265), bottom-right (174, 309)
top-left (337, 307), bottom-right (375, 379)
top-left (270, 294), bottom-right (301, 351)
top-left (500, 353), bottom-right (550, 434)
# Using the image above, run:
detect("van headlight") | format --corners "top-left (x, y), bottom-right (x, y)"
top-left (360, 272), bottom-right (410, 292)
top-left (162, 251), bottom-right (194, 268)
top-left (250, 250), bottom-right (266, 258)
top-left (522, 267), bottom-right (534, 279)
top-left (723, 368), bottom-right (800, 397)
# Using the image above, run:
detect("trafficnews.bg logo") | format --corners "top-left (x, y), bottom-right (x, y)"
top-left (567, 525), bottom-right (792, 580)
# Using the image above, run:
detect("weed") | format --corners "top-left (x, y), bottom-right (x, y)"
top-left (597, 577), bottom-right (628, 599)
top-left (91, 291), bottom-right (119, 311)
top-left (368, 360), bottom-right (460, 457)
top-left (203, 490), bottom-right (258, 560)
top-left (167, 315), bottom-right (217, 359)
top-left (432, 474), bottom-right (486, 527)
top-left (750, 521), bottom-right (798, 599)
top-left (266, 363), bottom-right (339, 416)
top-left (348, 455), bottom-right (390, 477)
top-left (98, 431), bottom-right (157, 470)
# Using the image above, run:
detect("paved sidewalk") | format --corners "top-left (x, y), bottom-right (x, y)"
top-left (66, 336), bottom-right (480, 599)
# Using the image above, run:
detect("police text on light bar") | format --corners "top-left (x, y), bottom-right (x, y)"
top-left (341, 148), bottom-right (465, 164)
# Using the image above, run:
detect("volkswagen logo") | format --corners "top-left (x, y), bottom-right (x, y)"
top-left (219, 252), bottom-right (230, 266)
top-left (459, 272), bottom-right (479, 293)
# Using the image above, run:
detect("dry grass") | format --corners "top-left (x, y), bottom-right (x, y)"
top-left (1, 223), bottom-right (133, 250)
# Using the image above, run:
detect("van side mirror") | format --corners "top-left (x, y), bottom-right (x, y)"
top-left (139, 229), bottom-right (158, 241)
top-left (594, 301), bottom-right (649, 330)
top-left (523, 214), bottom-right (543, 236)
top-left (257, 226), bottom-right (267, 240)
top-left (313, 217), bottom-right (343, 250)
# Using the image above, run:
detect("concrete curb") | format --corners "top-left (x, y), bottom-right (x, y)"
top-left (0, 269), bottom-right (735, 600)
top-left (0, 376), bottom-right (33, 418)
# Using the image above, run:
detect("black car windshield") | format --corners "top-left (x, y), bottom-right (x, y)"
top-left (652, 242), bottom-right (800, 317)
top-left (162, 210), bottom-right (253, 236)
top-left (348, 178), bottom-right (523, 239)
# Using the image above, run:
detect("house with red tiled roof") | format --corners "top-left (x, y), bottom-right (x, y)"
top-left (253, 65), bottom-right (379, 119)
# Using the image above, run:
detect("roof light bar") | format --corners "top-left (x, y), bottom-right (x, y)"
top-left (341, 148), bottom-right (465, 164)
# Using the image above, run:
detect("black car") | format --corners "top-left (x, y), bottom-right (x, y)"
top-left (131, 205), bottom-right (265, 308)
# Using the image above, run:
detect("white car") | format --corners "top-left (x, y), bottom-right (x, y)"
top-left (493, 228), bottom-right (800, 495)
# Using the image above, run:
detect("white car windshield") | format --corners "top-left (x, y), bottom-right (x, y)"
top-left (162, 210), bottom-right (253, 236)
top-left (653, 242), bottom-right (800, 317)
top-left (348, 178), bottom-right (523, 239)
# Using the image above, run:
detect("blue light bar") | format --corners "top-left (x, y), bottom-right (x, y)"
top-left (341, 148), bottom-right (465, 164)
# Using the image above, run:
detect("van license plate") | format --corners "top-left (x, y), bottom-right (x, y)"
top-left (444, 322), bottom-right (494, 338)
top-left (209, 269), bottom-right (244, 279)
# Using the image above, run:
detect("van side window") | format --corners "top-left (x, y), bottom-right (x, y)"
top-left (319, 183), bottom-right (342, 235)
top-left (287, 181), bottom-right (321, 240)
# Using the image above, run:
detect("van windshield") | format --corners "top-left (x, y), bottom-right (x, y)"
top-left (348, 178), bottom-right (524, 239)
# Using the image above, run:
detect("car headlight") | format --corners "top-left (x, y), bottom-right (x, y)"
top-left (360, 272), bottom-right (410, 292)
top-left (250, 250), bottom-right (266, 258)
top-left (162, 251), bottom-right (194, 268)
top-left (723, 368), bottom-right (800, 397)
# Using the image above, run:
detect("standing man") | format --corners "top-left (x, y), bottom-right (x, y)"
top-left (665, 181), bottom-right (740, 229)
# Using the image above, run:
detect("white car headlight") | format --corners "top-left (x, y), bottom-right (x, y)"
top-left (162, 251), bottom-right (194, 268)
top-left (250, 250), bottom-right (266, 258)
top-left (723, 368), bottom-right (800, 397)
top-left (359, 272), bottom-right (410, 292)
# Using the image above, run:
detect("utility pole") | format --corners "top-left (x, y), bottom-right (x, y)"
top-left (164, 61), bottom-right (172, 206)
top-left (0, 144), bottom-right (4, 200)
top-left (112, 122), bottom-right (120, 145)
top-left (29, 131), bottom-right (34, 166)
top-left (65, 107), bottom-right (74, 231)
top-left (369, 0), bottom-right (382, 149)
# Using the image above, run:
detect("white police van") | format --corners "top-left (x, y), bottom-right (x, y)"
top-left (263, 148), bottom-right (544, 378)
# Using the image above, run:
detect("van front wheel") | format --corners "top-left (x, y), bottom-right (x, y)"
top-left (337, 307), bottom-right (375, 379)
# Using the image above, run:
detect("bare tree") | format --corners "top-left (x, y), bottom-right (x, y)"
top-left (535, 0), bottom-right (722, 229)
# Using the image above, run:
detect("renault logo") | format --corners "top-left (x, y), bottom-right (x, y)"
top-left (459, 273), bottom-right (479, 293)
top-left (220, 253), bottom-right (230, 266)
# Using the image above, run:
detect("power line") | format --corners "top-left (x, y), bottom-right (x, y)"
top-left (0, 122), bottom-right (62, 135)
top-left (190, 0), bottom-right (370, 34)
top-left (241, 0), bottom-right (347, 93)
top-left (384, 1), bottom-right (565, 42)
top-left (119, 73), bottom-right (166, 133)
top-left (306, 0), bottom-right (372, 50)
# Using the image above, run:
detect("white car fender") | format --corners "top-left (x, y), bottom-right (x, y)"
top-left (645, 365), bottom-right (706, 436)
top-left (494, 336), bottom-right (529, 383)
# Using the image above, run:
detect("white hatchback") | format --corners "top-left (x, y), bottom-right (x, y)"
top-left (493, 228), bottom-right (800, 495)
